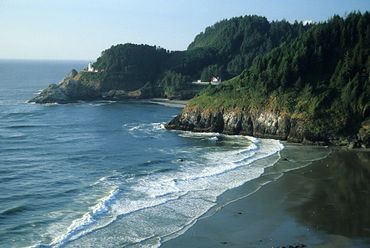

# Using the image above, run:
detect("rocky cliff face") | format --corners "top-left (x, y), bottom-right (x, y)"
top-left (29, 70), bottom-right (154, 104)
top-left (166, 106), bottom-right (306, 141)
top-left (166, 105), bottom-right (370, 147)
top-left (29, 70), bottom-right (198, 104)
top-left (29, 70), bottom-right (102, 104)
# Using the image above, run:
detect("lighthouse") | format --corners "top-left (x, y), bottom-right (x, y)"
top-left (87, 62), bottom-right (95, 72)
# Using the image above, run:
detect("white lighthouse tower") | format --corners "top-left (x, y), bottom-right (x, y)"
top-left (87, 62), bottom-right (95, 72)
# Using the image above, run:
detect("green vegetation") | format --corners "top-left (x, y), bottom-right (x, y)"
top-left (79, 16), bottom-right (309, 97)
top-left (81, 43), bottom-right (171, 91)
top-left (34, 11), bottom-right (369, 143)
top-left (190, 12), bottom-right (370, 138)
top-left (157, 71), bottom-right (192, 99)
top-left (188, 15), bottom-right (309, 78)
top-left (74, 12), bottom-right (369, 140)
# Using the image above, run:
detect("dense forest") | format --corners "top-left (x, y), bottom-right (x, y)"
top-left (188, 15), bottom-right (309, 79)
top-left (188, 12), bottom-right (370, 143)
top-left (80, 15), bottom-right (309, 98)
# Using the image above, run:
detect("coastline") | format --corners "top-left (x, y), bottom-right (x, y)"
top-left (142, 98), bottom-right (188, 108)
top-left (161, 144), bottom-right (370, 248)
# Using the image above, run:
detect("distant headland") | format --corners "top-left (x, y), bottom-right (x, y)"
top-left (30, 12), bottom-right (370, 148)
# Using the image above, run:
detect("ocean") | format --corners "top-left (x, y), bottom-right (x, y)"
top-left (0, 60), bottom-right (284, 247)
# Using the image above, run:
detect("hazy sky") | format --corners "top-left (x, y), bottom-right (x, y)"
top-left (0, 0), bottom-right (369, 60)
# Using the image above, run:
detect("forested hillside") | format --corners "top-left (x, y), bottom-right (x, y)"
top-left (168, 12), bottom-right (370, 147)
top-left (80, 16), bottom-right (309, 98)
top-left (188, 15), bottom-right (309, 79)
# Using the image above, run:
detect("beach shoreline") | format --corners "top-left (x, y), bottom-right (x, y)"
top-left (145, 98), bottom-right (188, 108)
top-left (161, 144), bottom-right (370, 248)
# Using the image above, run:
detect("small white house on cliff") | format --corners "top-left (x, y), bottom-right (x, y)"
top-left (211, 77), bottom-right (222, 84)
top-left (87, 62), bottom-right (98, 72)
top-left (192, 76), bottom-right (222, 86)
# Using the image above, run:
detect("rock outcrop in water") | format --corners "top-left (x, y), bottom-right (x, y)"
top-left (29, 70), bottom-right (100, 103)
top-left (29, 70), bottom-right (158, 104)
top-left (166, 105), bottom-right (370, 147)
top-left (29, 68), bottom-right (202, 104)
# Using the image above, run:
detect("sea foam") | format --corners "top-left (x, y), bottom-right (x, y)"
top-left (58, 133), bottom-right (283, 247)
top-left (50, 187), bottom-right (119, 247)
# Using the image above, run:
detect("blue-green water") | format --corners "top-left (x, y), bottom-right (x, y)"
top-left (0, 60), bottom-right (283, 247)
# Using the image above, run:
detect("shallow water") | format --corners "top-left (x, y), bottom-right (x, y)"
top-left (0, 60), bottom-right (284, 247)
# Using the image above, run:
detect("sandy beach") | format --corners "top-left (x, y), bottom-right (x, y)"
top-left (161, 144), bottom-right (370, 248)
top-left (145, 98), bottom-right (188, 108)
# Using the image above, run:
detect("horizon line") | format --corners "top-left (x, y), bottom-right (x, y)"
top-left (0, 58), bottom-right (92, 62)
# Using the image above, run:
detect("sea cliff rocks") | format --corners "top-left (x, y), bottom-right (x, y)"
top-left (166, 106), bottom-right (305, 141)
top-left (30, 83), bottom-right (69, 104)
top-left (29, 70), bottom-right (150, 104)
top-left (29, 70), bottom-right (101, 104)
top-left (29, 69), bottom-right (195, 104)
top-left (166, 105), bottom-right (370, 147)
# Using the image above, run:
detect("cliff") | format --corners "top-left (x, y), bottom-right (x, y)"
top-left (166, 105), bottom-right (370, 148)
top-left (166, 105), bottom-right (311, 142)
top-left (29, 70), bottom-right (101, 103)
top-left (29, 69), bottom-right (201, 104)
top-left (167, 12), bottom-right (370, 148)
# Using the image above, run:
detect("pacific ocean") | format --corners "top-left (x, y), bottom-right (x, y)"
top-left (0, 60), bottom-right (284, 247)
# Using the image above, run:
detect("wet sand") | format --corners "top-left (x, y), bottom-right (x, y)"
top-left (161, 145), bottom-right (370, 248)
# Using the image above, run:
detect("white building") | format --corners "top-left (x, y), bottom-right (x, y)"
top-left (87, 62), bottom-right (98, 72)
top-left (192, 76), bottom-right (222, 86)
top-left (211, 77), bottom-right (221, 84)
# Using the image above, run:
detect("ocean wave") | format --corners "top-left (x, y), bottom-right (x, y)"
top-left (0, 205), bottom-right (29, 219)
top-left (50, 187), bottom-right (119, 247)
top-left (0, 132), bottom-right (27, 140)
top-left (46, 135), bottom-right (283, 247)
top-left (88, 137), bottom-right (281, 246)
top-left (4, 124), bottom-right (48, 129)
top-left (44, 103), bottom-right (60, 106)
top-left (177, 131), bottom-right (221, 138)
top-left (123, 122), bottom-right (166, 137)
top-left (3, 111), bottom-right (45, 118)
top-left (177, 131), bottom-right (256, 145)
top-left (88, 100), bottom-right (117, 106)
